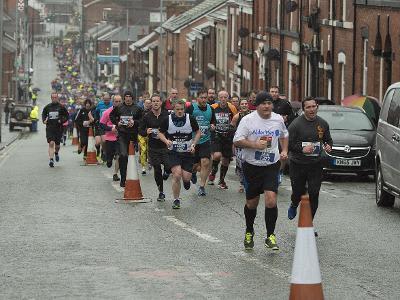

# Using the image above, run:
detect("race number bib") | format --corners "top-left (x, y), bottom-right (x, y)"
top-left (120, 116), bottom-right (133, 125)
top-left (302, 141), bottom-right (321, 156)
top-left (171, 141), bottom-right (191, 152)
top-left (200, 125), bottom-right (209, 136)
top-left (49, 111), bottom-right (59, 120)
top-left (254, 151), bottom-right (275, 162)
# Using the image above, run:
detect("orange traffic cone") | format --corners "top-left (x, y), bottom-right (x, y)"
top-left (117, 142), bottom-right (150, 203)
top-left (71, 123), bottom-right (79, 146)
top-left (289, 195), bottom-right (324, 300)
top-left (85, 127), bottom-right (98, 165)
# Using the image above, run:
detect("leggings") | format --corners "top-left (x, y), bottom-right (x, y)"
top-left (138, 135), bottom-right (148, 168)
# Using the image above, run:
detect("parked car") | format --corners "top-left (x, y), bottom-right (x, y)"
top-left (9, 104), bottom-right (33, 131)
top-left (375, 82), bottom-right (400, 207)
top-left (317, 105), bottom-right (376, 177)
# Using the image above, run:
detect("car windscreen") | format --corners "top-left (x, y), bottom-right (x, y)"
top-left (318, 110), bottom-right (374, 131)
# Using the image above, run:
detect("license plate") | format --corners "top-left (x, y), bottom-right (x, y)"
top-left (334, 159), bottom-right (361, 166)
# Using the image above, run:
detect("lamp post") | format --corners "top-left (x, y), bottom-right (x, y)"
top-left (159, 0), bottom-right (164, 97)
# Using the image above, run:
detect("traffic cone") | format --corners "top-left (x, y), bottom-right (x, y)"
top-left (289, 195), bottom-right (324, 300)
top-left (85, 127), bottom-right (98, 165)
top-left (71, 123), bottom-right (79, 146)
top-left (117, 141), bottom-right (150, 203)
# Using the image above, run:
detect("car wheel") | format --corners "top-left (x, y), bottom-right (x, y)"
top-left (375, 166), bottom-right (395, 207)
top-left (14, 110), bottom-right (24, 121)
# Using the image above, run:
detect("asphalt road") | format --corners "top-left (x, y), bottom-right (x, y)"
top-left (1, 47), bottom-right (400, 300)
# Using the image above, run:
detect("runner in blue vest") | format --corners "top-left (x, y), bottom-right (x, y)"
top-left (186, 88), bottom-right (216, 196)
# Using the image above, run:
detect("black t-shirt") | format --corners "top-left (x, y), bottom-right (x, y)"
top-left (42, 102), bottom-right (69, 129)
top-left (138, 109), bottom-right (169, 149)
top-left (288, 115), bottom-right (333, 164)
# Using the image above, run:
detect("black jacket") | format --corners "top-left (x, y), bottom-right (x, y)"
top-left (139, 109), bottom-right (169, 149)
top-left (272, 99), bottom-right (296, 127)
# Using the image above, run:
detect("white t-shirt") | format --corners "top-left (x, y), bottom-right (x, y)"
top-left (233, 111), bottom-right (288, 166)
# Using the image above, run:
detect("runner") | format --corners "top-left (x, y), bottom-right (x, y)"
top-left (270, 85), bottom-right (296, 183)
top-left (163, 88), bottom-right (178, 112)
top-left (110, 91), bottom-right (143, 187)
top-left (233, 91), bottom-right (288, 250)
top-left (209, 90), bottom-right (238, 189)
top-left (207, 88), bottom-right (217, 105)
top-left (158, 99), bottom-right (201, 209)
top-left (138, 98), bottom-right (152, 175)
top-left (89, 92), bottom-right (112, 162)
top-left (287, 97), bottom-right (332, 235)
top-left (42, 92), bottom-right (69, 167)
top-left (139, 93), bottom-right (170, 201)
top-left (231, 98), bottom-right (251, 193)
top-left (74, 99), bottom-right (92, 160)
top-left (186, 88), bottom-right (216, 196)
top-left (99, 95), bottom-right (122, 181)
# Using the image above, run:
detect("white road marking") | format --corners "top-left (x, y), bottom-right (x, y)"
top-left (231, 251), bottom-right (291, 280)
top-left (163, 216), bottom-right (221, 243)
top-left (320, 190), bottom-right (338, 198)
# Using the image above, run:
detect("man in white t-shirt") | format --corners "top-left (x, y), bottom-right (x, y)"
top-left (233, 91), bottom-right (289, 251)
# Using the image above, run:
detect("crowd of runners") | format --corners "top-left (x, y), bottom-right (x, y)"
top-left (41, 40), bottom-right (334, 251)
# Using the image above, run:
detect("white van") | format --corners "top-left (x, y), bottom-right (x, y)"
top-left (375, 82), bottom-right (400, 206)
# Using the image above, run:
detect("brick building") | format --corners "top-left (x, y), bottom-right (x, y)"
top-left (354, 0), bottom-right (400, 102)
top-left (161, 0), bottom-right (227, 98)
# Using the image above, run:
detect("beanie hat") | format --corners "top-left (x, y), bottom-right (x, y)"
top-left (123, 90), bottom-right (134, 98)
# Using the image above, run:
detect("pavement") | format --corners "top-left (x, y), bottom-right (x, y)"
top-left (0, 111), bottom-right (22, 151)
top-left (1, 46), bottom-right (400, 300)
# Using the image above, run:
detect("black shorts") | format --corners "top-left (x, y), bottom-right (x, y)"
top-left (149, 148), bottom-right (169, 167)
top-left (168, 151), bottom-right (194, 173)
top-left (105, 140), bottom-right (120, 161)
top-left (94, 124), bottom-right (104, 136)
top-left (211, 135), bottom-right (233, 158)
top-left (194, 141), bottom-right (211, 163)
top-left (46, 127), bottom-right (62, 145)
top-left (243, 161), bottom-right (281, 199)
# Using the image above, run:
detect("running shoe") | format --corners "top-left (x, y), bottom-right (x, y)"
top-left (208, 174), bottom-right (215, 185)
top-left (218, 181), bottom-right (228, 189)
top-left (198, 186), bottom-right (206, 197)
top-left (120, 180), bottom-right (126, 188)
top-left (106, 160), bottom-right (113, 168)
top-left (172, 199), bottom-right (181, 209)
top-left (83, 155), bottom-right (87, 161)
top-left (288, 204), bottom-right (297, 220)
top-left (265, 234), bottom-right (279, 251)
top-left (183, 181), bottom-right (191, 190)
top-left (157, 192), bottom-right (166, 202)
top-left (55, 153), bottom-right (59, 162)
top-left (244, 231), bottom-right (254, 250)
top-left (191, 172), bottom-right (197, 184)
top-left (77, 149), bottom-right (82, 154)
top-left (63, 142), bottom-right (66, 146)
top-left (96, 155), bottom-right (103, 163)
top-left (141, 167), bottom-right (147, 176)
top-left (113, 174), bottom-right (120, 181)
top-left (314, 230), bottom-right (318, 237)
top-left (49, 159), bottom-right (54, 168)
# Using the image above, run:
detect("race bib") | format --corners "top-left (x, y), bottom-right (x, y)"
top-left (254, 151), bottom-right (275, 162)
top-left (171, 141), bottom-right (191, 152)
top-left (200, 125), bottom-right (209, 136)
top-left (302, 141), bottom-right (321, 156)
top-left (120, 116), bottom-right (133, 125)
top-left (49, 111), bottom-right (59, 120)
top-left (151, 128), bottom-right (159, 139)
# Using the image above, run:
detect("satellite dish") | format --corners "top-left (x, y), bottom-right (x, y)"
top-left (286, 1), bottom-right (298, 13)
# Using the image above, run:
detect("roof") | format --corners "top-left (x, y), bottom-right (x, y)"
top-left (207, 7), bottom-right (228, 21)
top-left (98, 25), bottom-right (149, 42)
top-left (129, 31), bottom-right (157, 51)
top-left (87, 24), bottom-right (115, 40)
top-left (162, 0), bottom-right (227, 33)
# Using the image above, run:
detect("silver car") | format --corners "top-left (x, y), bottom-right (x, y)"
top-left (375, 82), bottom-right (400, 206)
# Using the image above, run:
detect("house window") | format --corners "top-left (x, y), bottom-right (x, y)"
top-left (329, 0), bottom-right (333, 20)
top-left (277, 0), bottom-right (281, 29)
top-left (342, 0), bottom-right (347, 22)
top-left (111, 43), bottom-right (119, 56)
top-left (103, 11), bottom-right (108, 21)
